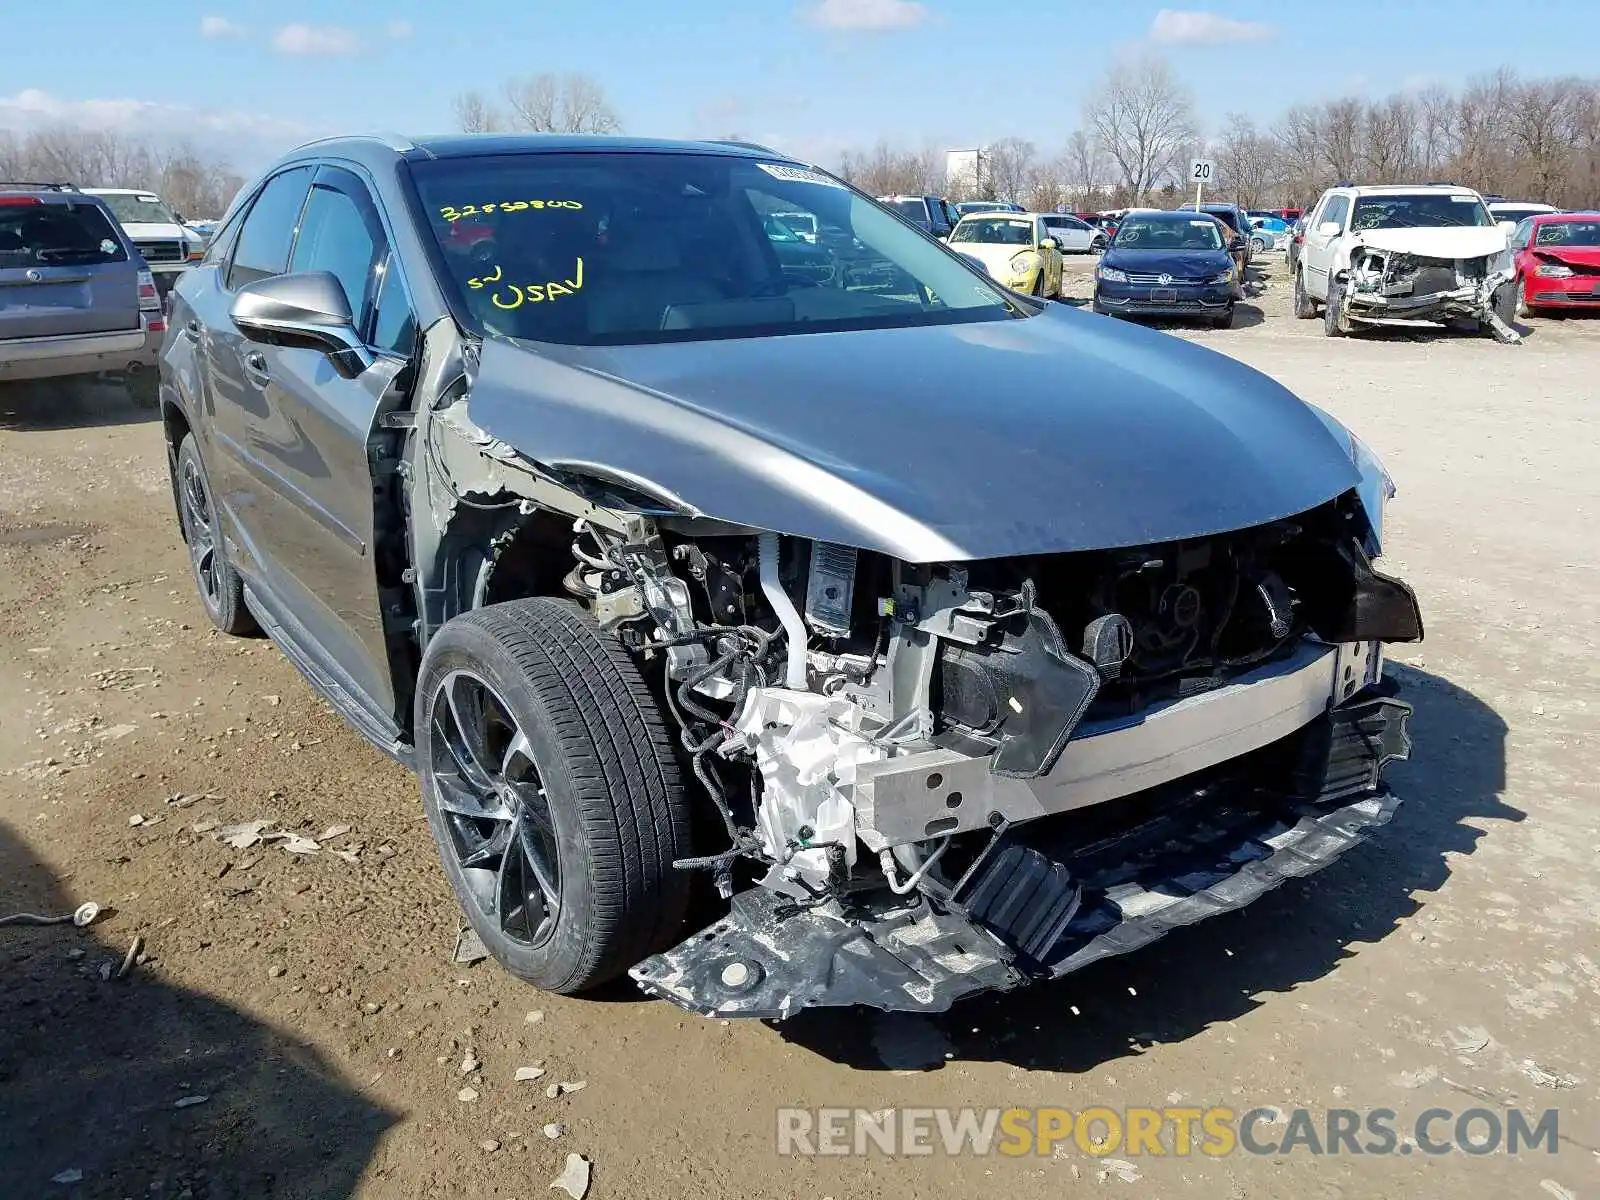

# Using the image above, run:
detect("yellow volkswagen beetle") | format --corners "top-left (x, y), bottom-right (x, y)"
top-left (947, 211), bottom-right (1066, 298)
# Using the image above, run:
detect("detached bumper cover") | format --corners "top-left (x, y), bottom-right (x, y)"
top-left (632, 689), bottom-right (1412, 1019)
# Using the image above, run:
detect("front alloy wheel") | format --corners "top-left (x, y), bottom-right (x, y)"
top-left (417, 598), bottom-right (693, 993)
top-left (429, 670), bottom-right (562, 949)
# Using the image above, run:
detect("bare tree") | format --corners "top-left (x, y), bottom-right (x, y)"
top-left (0, 126), bottom-right (242, 217)
top-left (1215, 113), bottom-right (1275, 208)
top-left (500, 73), bottom-right (621, 135)
top-left (453, 89), bottom-right (504, 134)
top-left (982, 137), bottom-right (1036, 202)
top-left (1084, 54), bottom-right (1197, 202)
top-left (450, 73), bottom-right (620, 135)
top-left (1362, 94), bottom-right (1417, 182)
top-left (1062, 130), bottom-right (1106, 208)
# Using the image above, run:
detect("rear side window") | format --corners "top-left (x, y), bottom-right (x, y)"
top-left (0, 201), bottom-right (128, 267)
top-left (289, 184), bottom-right (380, 321)
top-left (228, 167), bottom-right (313, 290)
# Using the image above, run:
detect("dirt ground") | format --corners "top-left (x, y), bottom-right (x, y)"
top-left (2, 261), bottom-right (1596, 1199)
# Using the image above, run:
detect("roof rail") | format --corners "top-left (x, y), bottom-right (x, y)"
top-left (706, 139), bottom-right (777, 154)
top-left (1423, 180), bottom-right (1461, 187)
top-left (0, 180), bottom-right (78, 192)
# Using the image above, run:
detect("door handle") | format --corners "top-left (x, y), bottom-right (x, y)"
top-left (183, 318), bottom-right (200, 339)
top-left (243, 350), bottom-right (270, 382)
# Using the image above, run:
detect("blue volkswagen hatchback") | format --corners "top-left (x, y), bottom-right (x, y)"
top-left (1092, 210), bottom-right (1239, 327)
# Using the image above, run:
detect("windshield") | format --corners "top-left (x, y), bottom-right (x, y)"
top-left (1535, 220), bottom-right (1600, 247)
top-left (411, 153), bottom-right (1015, 346)
top-left (1494, 206), bottom-right (1552, 223)
top-left (1112, 217), bottom-right (1224, 251)
top-left (950, 216), bottom-right (1034, 245)
top-left (93, 192), bottom-right (179, 225)
top-left (884, 198), bottom-right (930, 227)
top-left (0, 201), bottom-right (129, 267)
top-left (1351, 194), bottom-right (1494, 230)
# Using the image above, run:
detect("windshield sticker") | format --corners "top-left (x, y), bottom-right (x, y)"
top-left (468, 260), bottom-right (586, 309)
top-left (1189, 220), bottom-right (1214, 227)
top-left (1449, 196), bottom-right (1479, 203)
top-left (755, 163), bottom-right (844, 189)
top-left (439, 201), bottom-right (584, 223)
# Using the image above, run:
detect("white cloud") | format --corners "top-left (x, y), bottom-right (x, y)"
top-left (199, 15), bottom-right (247, 38)
top-left (271, 23), bottom-right (363, 55)
top-left (0, 87), bottom-right (312, 144)
top-left (385, 19), bottom-right (413, 39)
top-left (804, 0), bottom-right (928, 32)
top-left (1148, 9), bottom-right (1275, 46)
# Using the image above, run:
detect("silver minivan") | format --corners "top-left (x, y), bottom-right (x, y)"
top-left (0, 183), bottom-right (164, 401)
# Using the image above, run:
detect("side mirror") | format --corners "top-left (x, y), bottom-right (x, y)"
top-left (1229, 235), bottom-right (1244, 249)
top-left (1041, 236), bottom-right (1063, 251)
top-left (229, 271), bottom-right (373, 379)
top-left (1317, 220), bottom-right (1342, 237)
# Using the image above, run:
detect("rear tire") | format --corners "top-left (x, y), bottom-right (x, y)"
top-left (175, 434), bottom-right (256, 636)
top-left (416, 598), bottom-right (693, 994)
top-left (1293, 269), bottom-right (1317, 319)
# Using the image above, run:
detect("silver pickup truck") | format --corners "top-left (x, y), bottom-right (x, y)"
top-left (0, 182), bottom-right (165, 403)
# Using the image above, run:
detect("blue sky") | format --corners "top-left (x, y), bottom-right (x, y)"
top-left (4, 1), bottom-right (1599, 173)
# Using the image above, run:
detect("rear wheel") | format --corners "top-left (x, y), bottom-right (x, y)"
top-left (417, 598), bottom-right (693, 994)
top-left (175, 434), bottom-right (256, 636)
top-left (1293, 268), bottom-right (1317, 319)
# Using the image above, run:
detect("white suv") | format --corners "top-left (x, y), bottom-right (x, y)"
top-left (1292, 184), bottom-right (1518, 343)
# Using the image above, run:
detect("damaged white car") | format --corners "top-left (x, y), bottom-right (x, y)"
top-left (1294, 184), bottom-right (1520, 343)
top-left (158, 135), bottom-right (1423, 1020)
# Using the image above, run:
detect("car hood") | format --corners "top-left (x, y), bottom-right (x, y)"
top-left (1529, 245), bottom-right (1600, 268)
top-left (464, 306), bottom-right (1360, 562)
top-left (1351, 226), bottom-right (1508, 259)
top-left (119, 221), bottom-right (186, 238)
top-left (1103, 247), bottom-right (1234, 276)
top-left (950, 243), bottom-right (1033, 272)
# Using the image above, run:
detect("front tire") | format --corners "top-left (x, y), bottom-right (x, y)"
top-left (1293, 268), bottom-right (1317, 319)
top-left (1212, 304), bottom-right (1236, 329)
top-left (416, 598), bottom-right (693, 994)
top-left (1323, 279), bottom-right (1347, 337)
top-left (175, 434), bottom-right (256, 636)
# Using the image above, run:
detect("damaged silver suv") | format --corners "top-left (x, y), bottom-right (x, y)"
top-left (159, 135), bottom-right (1422, 1020)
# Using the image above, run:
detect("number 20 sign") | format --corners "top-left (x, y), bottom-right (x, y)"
top-left (1190, 159), bottom-right (1215, 183)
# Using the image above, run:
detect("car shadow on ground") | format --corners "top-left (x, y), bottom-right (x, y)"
top-left (777, 665), bottom-right (1517, 1072)
top-left (0, 378), bottom-right (158, 432)
top-left (0, 821), bottom-right (398, 1198)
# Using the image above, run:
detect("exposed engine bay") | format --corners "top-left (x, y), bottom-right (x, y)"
top-left (497, 486), bottom-right (1424, 1018)
top-left (1336, 243), bottom-right (1521, 343)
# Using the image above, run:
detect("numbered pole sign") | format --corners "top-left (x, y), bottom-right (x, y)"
top-left (1190, 158), bottom-right (1214, 208)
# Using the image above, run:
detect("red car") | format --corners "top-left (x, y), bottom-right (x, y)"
top-left (1508, 213), bottom-right (1600, 313)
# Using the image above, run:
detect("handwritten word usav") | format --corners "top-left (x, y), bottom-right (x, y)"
top-left (466, 261), bottom-right (585, 308)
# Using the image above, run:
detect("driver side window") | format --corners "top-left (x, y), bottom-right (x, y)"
top-left (289, 182), bottom-right (382, 329)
